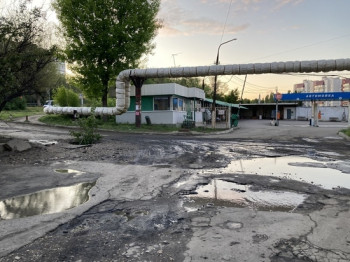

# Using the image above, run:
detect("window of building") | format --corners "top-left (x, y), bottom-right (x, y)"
top-left (173, 97), bottom-right (185, 111)
top-left (179, 98), bottom-right (184, 111)
top-left (154, 96), bottom-right (170, 110)
top-left (173, 98), bottom-right (178, 110)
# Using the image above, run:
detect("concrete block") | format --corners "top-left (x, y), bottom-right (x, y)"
top-left (4, 139), bottom-right (31, 152)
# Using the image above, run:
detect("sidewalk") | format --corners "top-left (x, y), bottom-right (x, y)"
top-left (12, 115), bottom-right (44, 125)
top-left (208, 119), bottom-right (350, 140)
top-left (8, 115), bottom-right (350, 140)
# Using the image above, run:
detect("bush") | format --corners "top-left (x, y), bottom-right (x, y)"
top-left (82, 97), bottom-right (115, 107)
top-left (107, 98), bottom-right (116, 107)
top-left (341, 128), bottom-right (350, 137)
top-left (4, 97), bottom-right (27, 110)
top-left (54, 86), bottom-right (80, 106)
top-left (70, 114), bottom-right (101, 145)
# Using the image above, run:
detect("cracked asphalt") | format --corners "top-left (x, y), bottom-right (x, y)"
top-left (0, 118), bottom-right (350, 261)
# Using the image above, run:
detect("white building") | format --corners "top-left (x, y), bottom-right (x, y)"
top-left (116, 83), bottom-right (205, 126)
top-left (293, 77), bottom-right (349, 107)
top-left (290, 77), bottom-right (350, 122)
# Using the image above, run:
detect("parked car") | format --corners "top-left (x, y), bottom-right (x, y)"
top-left (43, 100), bottom-right (54, 108)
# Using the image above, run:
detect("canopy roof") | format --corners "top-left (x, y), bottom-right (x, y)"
top-left (204, 98), bottom-right (248, 109)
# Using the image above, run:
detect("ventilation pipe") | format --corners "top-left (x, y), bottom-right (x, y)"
top-left (45, 59), bottom-right (350, 116)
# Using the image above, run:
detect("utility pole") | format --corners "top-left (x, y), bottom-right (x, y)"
top-left (212, 38), bottom-right (237, 128)
top-left (275, 87), bottom-right (279, 126)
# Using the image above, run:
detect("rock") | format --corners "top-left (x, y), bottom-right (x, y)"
top-left (4, 139), bottom-right (31, 152)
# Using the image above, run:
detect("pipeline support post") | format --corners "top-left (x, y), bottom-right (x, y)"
top-left (311, 101), bottom-right (319, 127)
top-left (130, 76), bottom-right (145, 128)
top-left (348, 101), bottom-right (350, 127)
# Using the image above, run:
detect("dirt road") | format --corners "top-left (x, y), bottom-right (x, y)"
top-left (0, 119), bottom-right (350, 261)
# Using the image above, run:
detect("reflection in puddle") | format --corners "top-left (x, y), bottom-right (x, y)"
top-left (55, 169), bottom-right (85, 176)
top-left (0, 182), bottom-right (95, 220)
top-left (29, 140), bottom-right (58, 146)
top-left (185, 179), bottom-right (307, 212)
top-left (223, 156), bottom-right (350, 190)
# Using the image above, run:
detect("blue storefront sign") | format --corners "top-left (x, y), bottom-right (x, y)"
top-left (275, 92), bottom-right (350, 101)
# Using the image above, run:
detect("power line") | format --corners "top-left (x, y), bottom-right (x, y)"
top-left (232, 76), bottom-right (275, 89)
top-left (219, 0), bottom-right (234, 44)
top-left (246, 33), bottom-right (350, 63)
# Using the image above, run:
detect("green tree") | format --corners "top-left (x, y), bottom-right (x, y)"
top-left (54, 86), bottom-right (80, 106)
top-left (224, 88), bottom-right (239, 104)
top-left (264, 92), bottom-right (275, 103)
top-left (54, 0), bottom-right (161, 107)
top-left (0, 1), bottom-right (57, 112)
top-left (33, 62), bottom-right (64, 105)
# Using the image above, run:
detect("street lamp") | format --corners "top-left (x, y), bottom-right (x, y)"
top-left (172, 53), bottom-right (181, 67)
top-left (212, 38), bottom-right (237, 128)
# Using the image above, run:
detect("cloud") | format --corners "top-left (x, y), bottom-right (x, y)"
top-left (182, 18), bottom-right (250, 35)
top-left (158, 0), bottom-right (250, 36)
top-left (159, 23), bottom-right (183, 36)
top-left (287, 25), bottom-right (300, 30)
top-left (199, 0), bottom-right (304, 13)
top-left (272, 0), bottom-right (304, 11)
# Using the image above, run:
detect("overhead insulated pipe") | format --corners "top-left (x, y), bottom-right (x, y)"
top-left (45, 59), bottom-right (350, 116)
top-left (115, 59), bottom-right (350, 114)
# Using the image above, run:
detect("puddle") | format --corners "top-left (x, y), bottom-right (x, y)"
top-left (55, 169), bottom-right (85, 176)
top-left (302, 138), bottom-right (319, 143)
top-left (184, 179), bottom-right (307, 212)
top-left (0, 182), bottom-right (95, 220)
top-left (223, 156), bottom-right (350, 190)
top-left (29, 140), bottom-right (58, 146)
top-left (318, 151), bottom-right (341, 157)
top-left (324, 136), bottom-right (343, 140)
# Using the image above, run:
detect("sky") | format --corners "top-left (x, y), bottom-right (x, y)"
top-left (1, 0), bottom-right (350, 99)
top-left (149, 0), bottom-right (350, 99)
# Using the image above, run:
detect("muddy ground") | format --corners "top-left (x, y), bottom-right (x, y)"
top-left (0, 120), bottom-right (350, 261)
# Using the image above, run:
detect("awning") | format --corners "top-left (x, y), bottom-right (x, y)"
top-left (204, 98), bottom-right (248, 109)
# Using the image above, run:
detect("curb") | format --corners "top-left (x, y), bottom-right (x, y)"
top-left (11, 116), bottom-right (236, 136)
top-left (189, 127), bottom-right (237, 135)
top-left (338, 131), bottom-right (350, 141)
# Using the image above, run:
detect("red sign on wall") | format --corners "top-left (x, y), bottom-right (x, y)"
top-left (275, 93), bottom-right (282, 100)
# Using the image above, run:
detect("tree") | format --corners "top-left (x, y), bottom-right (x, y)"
top-left (53, 86), bottom-right (80, 106)
top-left (54, 0), bottom-right (161, 107)
top-left (32, 62), bottom-right (64, 105)
top-left (0, 1), bottom-right (57, 112)
top-left (264, 92), bottom-right (275, 103)
top-left (224, 88), bottom-right (239, 104)
top-left (242, 98), bottom-right (251, 104)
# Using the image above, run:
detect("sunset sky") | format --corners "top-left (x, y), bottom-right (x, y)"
top-left (151, 0), bottom-right (350, 98)
top-left (2, 0), bottom-right (350, 99)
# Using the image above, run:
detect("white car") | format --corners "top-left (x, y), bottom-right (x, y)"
top-left (43, 100), bottom-right (54, 108)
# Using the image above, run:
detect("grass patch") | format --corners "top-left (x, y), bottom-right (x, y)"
top-left (340, 128), bottom-right (350, 137)
top-left (0, 107), bottom-right (44, 121)
top-left (39, 114), bottom-right (77, 126)
top-left (70, 115), bottom-right (101, 145)
top-left (38, 114), bottom-right (223, 133)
